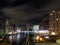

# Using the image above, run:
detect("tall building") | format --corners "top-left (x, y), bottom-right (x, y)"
top-left (0, 16), bottom-right (5, 33)
top-left (49, 10), bottom-right (60, 35)
top-left (5, 18), bottom-right (9, 33)
top-left (0, 14), bottom-right (9, 34)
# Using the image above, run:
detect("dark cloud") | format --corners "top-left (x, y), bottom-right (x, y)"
top-left (0, 0), bottom-right (51, 9)
top-left (1, 0), bottom-right (60, 24)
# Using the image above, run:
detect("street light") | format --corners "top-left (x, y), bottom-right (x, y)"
top-left (51, 32), bottom-right (56, 35)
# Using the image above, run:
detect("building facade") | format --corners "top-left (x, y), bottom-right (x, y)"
top-left (49, 10), bottom-right (60, 35)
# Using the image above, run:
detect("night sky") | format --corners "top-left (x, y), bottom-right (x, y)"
top-left (0, 0), bottom-right (60, 24)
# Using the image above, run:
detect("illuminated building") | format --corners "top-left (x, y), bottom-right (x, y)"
top-left (0, 16), bottom-right (5, 33)
top-left (49, 10), bottom-right (60, 35)
top-left (0, 14), bottom-right (9, 34)
top-left (5, 18), bottom-right (9, 33)
top-left (0, 12), bottom-right (9, 33)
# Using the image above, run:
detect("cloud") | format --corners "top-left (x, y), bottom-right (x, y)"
top-left (1, 0), bottom-right (60, 24)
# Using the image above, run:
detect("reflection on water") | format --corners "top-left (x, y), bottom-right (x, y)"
top-left (8, 33), bottom-right (26, 45)
top-left (17, 34), bottom-right (20, 45)
top-left (0, 33), bottom-right (60, 45)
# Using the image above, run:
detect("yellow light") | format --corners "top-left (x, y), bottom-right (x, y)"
top-left (56, 39), bottom-right (60, 44)
top-left (39, 37), bottom-right (43, 41)
top-left (36, 36), bottom-right (40, 42)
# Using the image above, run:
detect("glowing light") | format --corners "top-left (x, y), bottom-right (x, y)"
top-left (33, 25), bottom-right (39, 30)
top-left (8, 32), bottom-right (12, 34)
top-left (34, 31), bottom-right (39, 33)
top-left (56, 18), bottom-right (58, 21)
top-left (51, 32), bottom-right (56, 35)
top-left (17, 29), bottom-right (21, 33)
top-left (39, 30), bottom-right (49, 34)
top-left (39, 37), bottom-right (43, 41)
top-left (45, 36), bottom-right (49, 39)
top-left (36, 36), bottom-right (39, 40)
top-left (56, 39), bottom-right (60, 44)
top-left (36, 36), bottom-right (39, 39)
top-left (50, 13), bottom-right (53, 16)
top-left (52, 10), bottom-right (55, 13)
